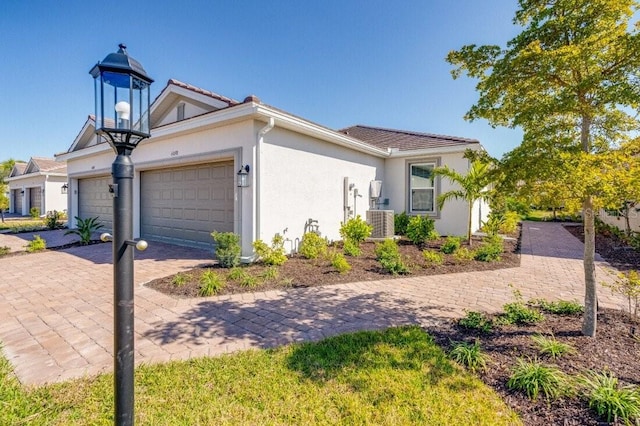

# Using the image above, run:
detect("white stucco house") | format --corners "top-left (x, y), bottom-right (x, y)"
top-left (56, 79), bottom-right (489, 259)
top-left (6, 158), bottom-right (68, 216)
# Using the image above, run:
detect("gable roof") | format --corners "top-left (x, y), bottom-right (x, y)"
top-left (27, 157), bottom-right (67, 174)
top-left (164, 79), bottom-right (239, 106)
top-left (338, 125), bottom-right (480, 152)
top-left (9, 162), bottom-right (27, 177)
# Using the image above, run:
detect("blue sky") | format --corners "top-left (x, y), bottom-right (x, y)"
top-left (0, 1), bottom-right (524, 162)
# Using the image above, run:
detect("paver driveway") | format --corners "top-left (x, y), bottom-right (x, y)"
top-left (0, 221), bottom-right (626, 385)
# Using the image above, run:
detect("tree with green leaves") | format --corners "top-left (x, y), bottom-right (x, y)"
top-left (447, 0), bottom-right (640, 336)
top-left (434, 160), bottom-right (494, 246)
top-left (0, 159), bottom-right (17, 223)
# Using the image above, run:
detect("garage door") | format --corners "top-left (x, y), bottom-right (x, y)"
top-left (13, 189), bottom-right (22, 214)
top-left (78, 176), bottom-right (113, 231)
top-left (141, 162), bottom-right (234, 249)
top-left (29, 188), bottom-right (42, 215)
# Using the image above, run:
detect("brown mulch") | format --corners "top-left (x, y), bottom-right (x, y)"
top-left (564, 224), bottom-right (640, 271)
top-left (146, 236), bottom-right (520, 298)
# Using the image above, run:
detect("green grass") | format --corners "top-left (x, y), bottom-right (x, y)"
top-left (1, 327), bottom-right (521, 425)
top-left (0, 219), bottom-right (48, 232)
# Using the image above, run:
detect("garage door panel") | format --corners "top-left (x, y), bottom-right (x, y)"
top-left (141, 161), bottom-right (234, 249)
top-left (78, 176), bottom-right (113, 231)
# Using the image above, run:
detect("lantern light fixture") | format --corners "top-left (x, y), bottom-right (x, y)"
top-left (237, 165), bottom-right (250, 188)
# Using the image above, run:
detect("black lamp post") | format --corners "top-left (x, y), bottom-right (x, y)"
top-left (90, 44), bottom-right (153, 426)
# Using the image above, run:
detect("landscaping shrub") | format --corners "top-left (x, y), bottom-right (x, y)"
top-left (474, 236), bottom-right (503, 262)
top-left (580, 371), bottom-right (640, 424)
top-left (441, 236), bottom-right (461, 254)
top-left (342, 239), bottom-right (361, 257)
top-left (422, 249), bottom-right (444, 266)
top-left (453, 247), bottom-right (475, 261)
top-left (199, 270), bottom-right (225, 296)
top-left (508, 358), bottom-right (570, 401)
top-left (530, 299), bottom-right (583, 315)
top-left (64, 216), bottom-right (103, 245)
top-left (482, 213), bottom-right (504, 237)
top-left (171, 273), bottom-right (189, 287)
top-left (531, 334), bottom-right (575, 359)
top-left (227, 267), bottom-right (249, 281)
top-left (375, 238), bottom-right (409, 275)
top-left (253, 234), bottom-right (287, 266)
top-left (457, 311), bottom-right (493, 333)
top-left (603, 269), bottom-right (639, 318)
top-left (0, 246), bottom-right (10, 256)
top-left (449, 340), bottom-right (488, 372)
top-left (339, 216), bottom-right (372, 253)
top-left (500, 211), bottom-right (520, 234)
top-left (29, 207), bottom-right (40, 219)
top-left (299, 232), bottom-right (327, 259)
top-left (26, 235), bottom-right (46, 253)
top-left (211, 231), bottom-right (241, 268)
top-left (499, 302), bottom-right (544, 325)
top-left (405, 215), bottom-right (436, 245)
top-left (43, 210), bottom-right (64, 230)
top-left (394, 211), bottom-right (410, 236)
top-left (330, 250), bottom-right (351, 274)
top-left (261, 266), bottom-right (279, 281)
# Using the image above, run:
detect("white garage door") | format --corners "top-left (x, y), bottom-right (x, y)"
top-left (78, 176), bottom-right (113, 231)
top-left (141, 162), bottom-right (234, 249)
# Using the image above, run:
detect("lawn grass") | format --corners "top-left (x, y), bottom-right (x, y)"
top-left (0, 219), bottom-right (48, 232)
top-left (1, 326), bottom-right (520, 425)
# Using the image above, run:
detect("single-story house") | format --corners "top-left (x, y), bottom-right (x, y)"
top-left (56, 79), bottom-right (489, 259)
top-left (6, 157), bottom-right (68, 216)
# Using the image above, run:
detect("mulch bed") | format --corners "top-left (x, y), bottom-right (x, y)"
top-left (146, 235), bottom-right (520, 298)
top-left (564, 224), bottom-right (640, 271)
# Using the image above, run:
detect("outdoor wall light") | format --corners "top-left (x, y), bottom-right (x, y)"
top-left (90, 44), bottom-right (153, 426)
top-left (61, 183), bottom-right (68, 194)
top-left (237, 164), bottom-right (250, 188)
top-left (20, 190), bottom-right (24, 195)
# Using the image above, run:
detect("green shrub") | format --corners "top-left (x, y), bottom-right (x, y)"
top-left (261, 267), bottom-right (279, 281)
top-left (171, 273), bottom-right (189, 287)
top-left (531, 334), bottom-right (575, 359)
top-left (342, 239), bottom-right (361, 257)
top-left (530, 299), bottom-right (583, 315)
top-left (453, 247), bottom-right (475, 261)
top-left (253, 234), bottom-right (287, 266)
top-left (457, 311), bottom-right (493, 333)
top-left (405, 215), bottom-right (435, 245)
top-left (481, 213), bottom-right (504, 237)
top-left (199, 270), bottom-right (226, 296)
top-left (330, 251), bottom-right (351, 274)
top-left (64, 216), bottom-right (104, 245)
top-left (211, 231), bottom-right (241, 268)
top-left (507, 358), bottom-right (569, 401)
top-left (299, 232), bottom-right (327, 259)
top-left (394, 212), bottom-right (410, 236)
top-left (449, 340), bottom-right (488, 373)
top-left (375, 238), bottom-right (409, 275)
top-left (227, 267), bottom-right (249, 281)
top-left (499, 302), bottom-right (544, 325)
top-left (0, 246), bottom-right (9, 256)
top-left (500, 211), bottom-right (520, 234)
top-left (603, 269), bottom-right (640, 318)
top-left (29, 207), bottom-right (40, 219)
top-left (43, 210), bottom-right (64, 230)
top-left (474, 237), bottom-right (503, 262)
top-left (422, 249), bottom-right (444, 266)
top-left (580, 371), bottom-right (640, 424)
top-left (441, 236), bottom-right (461, 254)
top-left (239, 275), bottom-right (259, 288)
top-left (26, 235), bottom-right (46, 253)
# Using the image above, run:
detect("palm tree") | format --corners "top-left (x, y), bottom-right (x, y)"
top-left (434, 160), bottom-right (494, 246)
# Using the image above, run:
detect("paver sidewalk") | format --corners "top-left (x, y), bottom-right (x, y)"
top-left (0, 221), bottom-right (627, 385)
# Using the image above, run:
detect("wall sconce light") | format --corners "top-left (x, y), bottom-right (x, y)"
top-left (20, 190), bottom-right (25, 195)
top-left (61, 183), bottom-right (69, 194)
top-left (237, 165), bottom-right (250, 188)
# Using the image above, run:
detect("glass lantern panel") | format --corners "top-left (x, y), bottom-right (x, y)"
top-left (132, 77), bottom-right (150, 134)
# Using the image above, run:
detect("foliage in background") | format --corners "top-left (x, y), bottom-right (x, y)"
top-left (43, 210), bottom-right (65, 230)
top-left (374, 238), bottom-right (409, 275)
top-left (64, 216), bottom-right (103, 245)
top-left (0, 246), bottom-right (10, 256)
top-left (253, 234), bottom-right (287, 266)
top-left (603, 269), bottom-right (640, 318)
top-left (29, 207), bottom-right (40, 219)
top-left (26, 234), bottom-right (46, 253)
top-left (299, 232), bottom-right (327, 260)
top-left (211, 231), bottom-right (241, 268)
top-left (405, 215), bottom-right (437, 246)
top-left (393, 212), bottom-right (410, 236)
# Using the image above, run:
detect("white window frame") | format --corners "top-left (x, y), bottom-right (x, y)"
top-left (408, 161), bottom-right (438, 215)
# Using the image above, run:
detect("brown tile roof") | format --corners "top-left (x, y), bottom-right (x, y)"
top-left (13, 162), bottom-right (27, 175)
top-left (30, 157), bottom-right (67, 173)
top-left (338, 125), bottom-right (479, 152)
top-left (166, 79), bottom-right (240, 106)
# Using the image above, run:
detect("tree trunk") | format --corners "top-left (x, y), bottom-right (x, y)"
top-left (582, 196), bottom-right (598, 337)
top-left (467, 201), bottom-right (473, 246)
top-left (0, 209), bottom-right (4, 223)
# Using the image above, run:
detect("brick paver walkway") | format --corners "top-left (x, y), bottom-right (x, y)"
top-left (0, 221), bottom-right (627, 385)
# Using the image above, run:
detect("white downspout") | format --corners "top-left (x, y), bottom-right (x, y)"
top-left (255, 117), bottom-right (275, 243)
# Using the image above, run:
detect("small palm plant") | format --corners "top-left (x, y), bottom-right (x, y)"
top-left (64, 216), bottom-right (104, 245)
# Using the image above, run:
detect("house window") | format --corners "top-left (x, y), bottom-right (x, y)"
top-left (409, 162), bottom-right (436, 214)
top-left (177, 103), bottom-right (185, 121)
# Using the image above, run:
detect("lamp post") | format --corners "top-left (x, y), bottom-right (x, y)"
top-left (90, 44), bottom-right (153, 426)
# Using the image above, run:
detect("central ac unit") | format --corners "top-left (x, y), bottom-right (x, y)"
top-left (366, 210), bottom-right (395, 239)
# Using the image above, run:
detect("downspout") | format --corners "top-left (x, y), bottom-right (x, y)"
top-left (255, 117), bottom-right (275, 243)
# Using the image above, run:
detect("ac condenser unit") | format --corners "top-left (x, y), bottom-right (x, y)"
top-left (366, 210), bottom-right (395, 239)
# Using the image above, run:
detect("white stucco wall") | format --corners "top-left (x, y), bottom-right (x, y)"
top-left (43, 176), bottom-right (68, 213)
top-left (599, 208), bottom-right (640, 235)
top-left (7, 174), bottom-right (67, 215)
top-left (384, 152), bottom-right (475, 237)
top-left (258, 125), bottom-right (384, 249)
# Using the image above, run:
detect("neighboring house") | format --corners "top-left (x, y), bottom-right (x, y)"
top-left (56, 79), bottom-right (488, 259)
top-left (6, 158), bottom-right (68, 216)
top-left (599, 206), bottom-right (640, 235)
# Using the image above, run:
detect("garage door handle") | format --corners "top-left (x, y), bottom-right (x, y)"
top-left (100, 233), bottom-right (149, 251)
